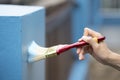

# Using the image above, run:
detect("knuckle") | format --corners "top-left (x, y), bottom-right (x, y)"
top-left (87, 37), bottom-right (93, 42)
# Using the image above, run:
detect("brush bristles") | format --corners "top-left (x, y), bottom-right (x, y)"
top-left (28, 41), bottom-right (58, 62)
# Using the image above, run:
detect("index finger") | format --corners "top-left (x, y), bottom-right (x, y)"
top-left (84, 27), bottom-right (102, 38)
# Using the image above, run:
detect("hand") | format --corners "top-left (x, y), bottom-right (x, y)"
top-left (77, 28), bottom-right (111, 64)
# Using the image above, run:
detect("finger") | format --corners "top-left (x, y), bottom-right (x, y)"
top-left (84, 27), bottom-right (102, 37)
top-left (76, 48), bottom-right (81, 54)
top-left (84, 27), bottom-right (88, 36)
top-left (79, 49), bottom-right (85, 60)
top-left (82, 36), bottom-right (99, 49)
top-left (78, 37), bottom-right (83, 42)
top-left (78, 36), bottom-right (86, 41)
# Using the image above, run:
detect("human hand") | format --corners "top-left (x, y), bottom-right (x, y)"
top-left (77, 28), bottom-right (111, 64)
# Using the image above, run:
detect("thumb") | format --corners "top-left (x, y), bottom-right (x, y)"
top-left (81, 36), bottom-right (99, 49)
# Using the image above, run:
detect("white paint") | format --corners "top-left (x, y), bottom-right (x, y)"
top-left (28, 41), bottom-right (46, 62)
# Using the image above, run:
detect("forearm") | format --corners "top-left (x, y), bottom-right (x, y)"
top-left (106, 51), bottom-right (120, 71)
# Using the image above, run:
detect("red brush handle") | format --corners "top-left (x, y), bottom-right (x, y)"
top-left (56, 36), bottom-right (105, 55)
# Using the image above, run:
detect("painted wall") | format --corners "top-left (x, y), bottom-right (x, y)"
top-left (0, 5), bottom-right (45, 80)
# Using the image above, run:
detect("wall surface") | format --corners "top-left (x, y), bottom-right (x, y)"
top-left (0, 5), bottom-right (45, 80)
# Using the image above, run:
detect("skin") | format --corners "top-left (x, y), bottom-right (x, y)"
top-left (77, 28), bottom-right (120, 71)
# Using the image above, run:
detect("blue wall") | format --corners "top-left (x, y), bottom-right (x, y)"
top-left (0, 5), bottom-right (45, 80)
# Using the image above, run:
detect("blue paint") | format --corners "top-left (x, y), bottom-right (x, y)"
top-left (0, 5), bottom-right (45, 80)
top-left (0, 16), bottom-right (22, 80)
top-left (21, 7), bottom-right (45, 80)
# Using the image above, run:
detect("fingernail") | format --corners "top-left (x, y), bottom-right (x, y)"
top-left (79, 57), bottom-right (81, 60)
top-left (76, 50), bottom-right (79, 54)
top-left (81, 36), bottom-right (87, 42)
top-left (79, 56), bottom-right (83, 60)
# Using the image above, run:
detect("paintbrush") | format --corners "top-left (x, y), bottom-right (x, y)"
top-left (28, 36), bottom-right (105, 62)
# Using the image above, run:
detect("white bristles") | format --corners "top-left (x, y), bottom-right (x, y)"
top-left (28, 41), bottom-right (47, 62)
top-left (28, 41), bottom-right (59, 63)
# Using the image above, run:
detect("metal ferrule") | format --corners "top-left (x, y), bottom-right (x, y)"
top-left (45, 46), bottom-right (58, 58)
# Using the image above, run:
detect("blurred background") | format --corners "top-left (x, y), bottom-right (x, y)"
top-left (1, 0), bottom-right (120, 80)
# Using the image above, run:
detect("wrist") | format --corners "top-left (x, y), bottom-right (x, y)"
top-left (101, 50), bottom-right (113, 65)
top-left (106, 51), bottom-right (120, 66)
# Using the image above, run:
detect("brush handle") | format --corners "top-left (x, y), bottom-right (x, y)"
top-left (57, 36), bottom-right (105, 55)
